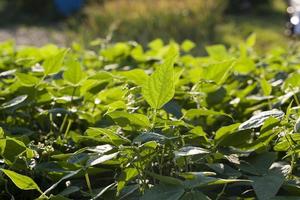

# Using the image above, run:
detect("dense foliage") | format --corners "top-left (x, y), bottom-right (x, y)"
top-left (0, 36), bottom-right (300, 199)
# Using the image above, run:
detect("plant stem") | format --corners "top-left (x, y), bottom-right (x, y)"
top-left (85, 172), bottom-right (93, 195)
top-left (59, 114), bottom-right (68, 133)
top-left (64, 119), bottom-right (73, 139)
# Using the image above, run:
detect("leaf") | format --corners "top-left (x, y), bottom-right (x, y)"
top-left (239, 109), bottom-right (284, 130)
top-left (250, 170), bottom-right (284, 200)
top-left (146, 171), bottom-right (184, 186)
top-left (63, 59), bottom-right (87, 86)
top-left (43, 169), bottom-right (81, 195)
top-left (294, 117), bottom-right (300, 133)
top-left (141, 184), bottom-right (184, 200)
top-left (260, 78), bottom-right (272, 96)
top-left (117, 168), bottom-right (139, 194)
top-left (180, 190), bottom-right (211, 200)
top-left (1, 169), bottom-right (42, 193)
top-left (86, 152), bottom-right (119, 167)
top-left (85, 127), bottom-right (130, 146)
top-left (1, 95), bottom-right (28, 109)
top-left (246, 33), bottom-right (256, 47)
top-left (184, 108), bottom-right (232, 119)
top-left (142, 47), bottom-right (178, 109)
top-left (205, 45), bottom-right (229, 60)
top-left (181, 40), bottom-right (195, 52)
top-left (43, 49), bottom-right (68, 76)
top-left (108, 111), bottom-right (151, 128)
top-left (15, 73), bottom-right (40, 87)
top-left (174, 146), bottom-right (209, 158)
top-left (214, 123), bottom-right (241, 142)
top-left (133, 132), bottom-right (168, 144)
top-left (204, 60), bottom-right (234, 85)
top-left (119, 69), bottom-right (148, 86)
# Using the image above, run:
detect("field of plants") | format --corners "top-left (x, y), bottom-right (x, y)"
top-left (0, 35), bottom-right (300, 199)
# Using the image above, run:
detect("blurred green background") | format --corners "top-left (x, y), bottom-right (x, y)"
top-left (0, 0), bottom-right (293, 53)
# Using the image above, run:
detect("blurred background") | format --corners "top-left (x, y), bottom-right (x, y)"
top-left (0, 0), bottom-right (292, 53)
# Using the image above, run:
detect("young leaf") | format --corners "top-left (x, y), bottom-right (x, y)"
top-left (43, 49), bottom-right (68, 76)
top-left (63, 59), bottom-right (86, 86)
top-left (260, 78), bottom-right (272, 96)
top-left (16, 73), bottom-right (40, 87)
top-left (1, 169), bottom-right (42, 193)
top-left (142, 47), bottom-right (178, 109)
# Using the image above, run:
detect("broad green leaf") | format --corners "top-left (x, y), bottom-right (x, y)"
top-left (181, 40), bottom-right (195, 52)
top-left (108, 111), bottom-right (151, 128)
top-left (142, 47), bottom-right (178, 109)
top-left (215, 123), bottom-right (241, 142)
top-left (43, 49), bottom-right (68, 76)
top-left (86, 152), bottom-right (118, 167)
top-left (205, 45), bottom-right (229, 60)
top-left (117, 168), bottom-right (139, 194)
top-left (15, 73), bottom-right (40, 87)
top-left (118, 69), bottom-right (148, 86)
top-left (180, 190), bottom-right (211, 200)
top-left (86, 127), bottom-right (130, 146)
top-left (146, 171), bottom-right (184, 186)
top-left (1, 95), bottom-right (27, 109)
top-left (141, 184), bottom-right (184, 200)
top-left (174, 146), bottom-right (209, 158)
top-left (1, 169), bottom-right (42, 193)
top-left (63, 59), bottom-right (86, 86)
top-left (43, 169), bottom-right (81, 195)
top-left (250, 171), bottom-right (284, 200)
top-left (239, 109), bottom-right (284, 130)
top-left (203, 60), bottom-right (235, 85)
top-left (133, 132), bottom-right (168, 144)
top-left (184, 108), bottom-right (232, 119)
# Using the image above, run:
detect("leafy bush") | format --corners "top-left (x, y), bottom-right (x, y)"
top-left (0, 36), bottom-right (300, 199)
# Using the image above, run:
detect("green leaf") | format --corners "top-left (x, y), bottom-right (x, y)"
top-left (174, 146), bottom-right (209, 158)
top-left (16, 73), bottom-right (40, 87)
top-left (215, 123), bottom-right (241, 142)
top-left (239, 109), bottom-right (284, 130)
top-left (181, 40), bottom-right (195, 52)
top-left (118, 69), bottom-right (148, 86)
top-left (133, 132), bottom-right (168, 144)
top-left (184, 108), bottom-right (232, 119)
top-left (203, 60), bottom-right (234, 85)
top-left (0, 95), bottom-right (27, 109)
top-left (108, 111), bottom-right (151, 128)
top-left (250, 171), bottom-right (284, 200)
top-left (85, 127), bottom-right (130, 146)
top-left (205, 45), bottom-right (230, 60)
top-left (180, 190), bottom-right (211, 200)
top-left (246, 33), bottom-right (256, 47)
top-left (142, 47), bottom-right (178, 109)
top-left (260, 78), bottom-right (272, 96)
top-left (117, 168), bottom-right (139, 194)
top-left (63, 59), bottom-right (86, 86)
top-left (141, 184), bottom-right (184, 200)
top-left (1, 169), bottom-right (42, 193)
top-left (43, 49), bottom-right (68, 76)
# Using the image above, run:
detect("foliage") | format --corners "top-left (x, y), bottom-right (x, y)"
top-left (0, 36), bottom-right (300, 199)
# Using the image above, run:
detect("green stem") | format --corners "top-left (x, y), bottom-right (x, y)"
top-left (64, 119), bottom-right (73, 139)
top-left (59, 114), bottom-right (68, 133)
top-left (85, 172), bottom-right (93, 195)
top-left (151, 109), bottom-right (157, 129)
